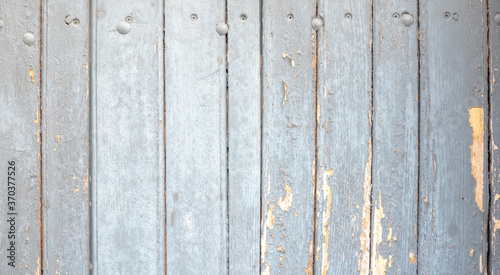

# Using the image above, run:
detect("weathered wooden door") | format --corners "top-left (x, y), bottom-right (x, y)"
top-left (1, 0), bottom-right (499, 274)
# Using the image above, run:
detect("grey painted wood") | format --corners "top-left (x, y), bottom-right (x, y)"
top-left (418, 0), bottom-right (488, 273)
top-left (42, 1), bottom-right (90, 273)
top-left (0, 2), bottom-right (42, 274)
top-left (314, 1), bottom-right (372, 274)
top-left (371, 1), bottom-right (419, 274)
top-left (261, 1), bottom-right (316, 273)
top-left (227, 1), bottom-right (261, 274)
top-left (93, 1), bottom-right (165, 273)
top-left (164, 1), bottom-right (228, 274)
top-left (490, 1), bottom-right (500, 273)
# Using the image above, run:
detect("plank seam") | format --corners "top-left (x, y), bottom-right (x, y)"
top-left (368, 0), bottom-right (375, 272)
top-left (311, 0), bottom-right (320, 274)
top-left (225, 0), bottom-right (229, 273)
top-left (487, 0), bottom-right (492, 272)
top-left (39, 0), bottom-right (45, 272)
top-left (415, 0), bottom-right (421, 273)
top-left (258, 0), bottom-right (264, 273)
top-left (162, 0), bottom-right (167, 273)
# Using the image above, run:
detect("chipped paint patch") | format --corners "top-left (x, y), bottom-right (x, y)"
top-left (493, 217), bottom-right (500, 236)
top-left (277, 245), bottom-right (285, 252)
top-left (74, 187), bottom-right (79, 193)
top-left (278, 183), bottom-right (293, 212)
top-left (409, 252), bottom-right (416, 264)
top-left (469, 107), bottom-right (484, 212)
top-left (263, 262), bottom-right (271, 275)
top-left (470, 249), bottom-right (474, 257)
top-left (282, 81), bottom-right (288, 107)
top-left (29, 68), bottom-right (35, 82)
top-left (305, 240), bottom-right (313, 275)
top-left (321, 168), bottom-right (333, 275)
top-left (359, 140), bottom-right (372, 275)
top-left (371, 193), bottom-right (386, 275)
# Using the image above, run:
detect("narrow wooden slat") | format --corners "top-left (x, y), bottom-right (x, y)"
top-left (227, 1), bottom-right (261, 274)
top-left (42, 1), bottom-right (90, 273)
top-left (0, 2), bottom-right (42, 273)
top-left (371, 1), bottom-right (419, 273)
top-left (314, 1), bottom-right (373, 274)
top-left (93, 1), bottom-right (165, 273)
top-left (489, 1), bottom-right (500, 273)
top-left (165, 1), bottom-right (228, 273)
top-left (418, 0), bottom-right (488, 272)
top-left (261, 1), bottom-right (316, 273)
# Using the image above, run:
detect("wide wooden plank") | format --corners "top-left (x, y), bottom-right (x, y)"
top-left (371, 1), bottom-right (419, 273)
top-left (42, 1), bottom-right (90, 273)
top-left (93, 1), bottom-right (165, 273)
top-left (165, 1), bottom-right (228, 274)
top-left (314, 1), bottom-right (372, 274)
top-left (0, 2), bottom-right (42, 273)
top-left (227, 1), bottom-right (261, 274)
top-left (489, 1), bottom-right (500, 273)
top-left (418, 0), bottom-right (488, 273)
top-left (261, 1), bottom-right (316, 273)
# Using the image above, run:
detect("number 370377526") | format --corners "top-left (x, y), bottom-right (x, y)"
top-left (7, 161), bottom-right (16, 210)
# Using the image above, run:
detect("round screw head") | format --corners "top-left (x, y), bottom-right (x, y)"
top-left (311, 18), bottom-right (323, 31)
top-left (125, 16), bottom-right (133, 23)
top-left (117, 21), bottom-right (131, 35)
top-left (401, 13), bottom-right (414, 27)
top-left (287, 14), bottom-right (294, 21)
top-left (443, 12), bottom-right (450, 19)
top-left (216, 22), bottom-right (228, 35)
top-left (393, 12), bottom-right (400, 19)
top-left (494, 13), bottom-right (500, 25)
top-left (190, 14), bottom-right (198, 21)
top-left (345, 13), bottom-right (352, 20)
top-left (240, 14), bottom-right (247, 22)
top-left (22, 32), bottom-right (35, 46)
top-left (72, 18), bottom-right (80, 26)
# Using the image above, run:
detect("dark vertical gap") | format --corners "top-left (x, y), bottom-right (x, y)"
top-left (415, 0), bottom-right (421, 273)
top-left (311, 1), bottom-right (320, 274)
top-left (368, 0), bottom-right (375, 272)
top-left (258, 0), bottom-right (264, 273)
top-left (162, 0), bottom-right (167, 273)
top-left (39, 0), bottom-right (44, 273)
top-left (225, 1), bottom-right (229, 274)
top-left (89, 0), bottom-right (98, 272)
top-left (486, 0), bottom-right (492, 272)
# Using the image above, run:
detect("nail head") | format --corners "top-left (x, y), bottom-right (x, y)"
top-left (22, 32), bottom-right (35, 46)
top-left (216, 22), bottom-right (228, 35)
top-left (117, 21), bottom-right (131, 35)
top-left (311, 18), bottom-right (323, 31)
top-left (401, 13), bottom-right (414, 27)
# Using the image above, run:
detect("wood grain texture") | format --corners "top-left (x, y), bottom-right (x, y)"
top-left (314, 1), bottom-right (372, 274)
top-left (418, 0), bottom-right (488, 273)
top-left (490, 1), bottom-right (500, 274)
top-left (371, 1), bottom-right (419, 274)
top-left (0, 2), bottom-right (42, 273)
top-left (164, 1), bottom-right (228, 274)
top-left (227, 1), bottom-right (261, 274)
top-left (93, 0), bottom-right (165, 273)
top-left (260, 1), bottom-right (316, 273)
top-left (42, 1), bottom-right (90, 273)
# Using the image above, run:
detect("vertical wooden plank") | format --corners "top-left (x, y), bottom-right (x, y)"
top-left (93, 0), bottom-right (165, 273)
top-left (165, 1), bottom-right (228, 274)
top-left (490, 1), bottom-right (500, 273)
top-left (260, 1), bottom-right (316, 273)
top-left (42, 1), bottom-right (90, 273)
top-left (227, 1), bottom-right (261, 274)
top-left (314, 1), bottom-right (373, 274)
top-left (0, 2), bottom-right (42, 273)
top-left (418, 0), bottom-right (488, 273)
top-left (371, 1), bottom-right (419, 274)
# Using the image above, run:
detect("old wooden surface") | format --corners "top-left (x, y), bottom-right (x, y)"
top-left (490, 0), bottom-right (500, 274)
top-left (164, 1), bottom-right (228, 274)
top-left (1, 1), bottom-right (498, 274)
top-left (418, 0), bottom-right (488, 273)
top-left (314, 0), bottom-right (372, 274)
top-left (371, 0), bottom-right (419, 274)
top-left (227, 0), bottom-right (261, 274)
top-left (92, 0), bottom-right (165, 273)
top-left (260, 1), bottom-right (317, 274)
top-left (0, 1), bottom-right (42, 273)
top-left (42, 1), bottom-right (90, 274)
